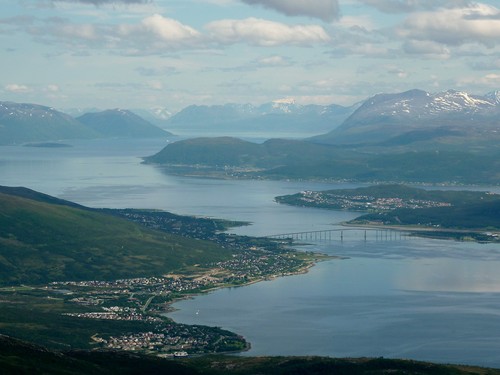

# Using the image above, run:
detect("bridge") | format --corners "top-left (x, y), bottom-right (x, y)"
top-left (265, 228), bottom-right (410, 242)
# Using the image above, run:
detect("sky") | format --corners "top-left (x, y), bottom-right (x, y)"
top-left (1, 0), bottom-right (500, 113)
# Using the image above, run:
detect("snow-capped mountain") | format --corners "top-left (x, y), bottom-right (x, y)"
top-left (343, 89), bottom-right (498, 121)
top-left (485, 90), bottom-right (500, 105)
top-left (0, 101), bottom-right (98, 145)
top-left (130, 107), bottom-right (174, 128)
top-left (315, 89), bottom-right (500, 145)
top-left (165, 99), bottom-right (357, 136)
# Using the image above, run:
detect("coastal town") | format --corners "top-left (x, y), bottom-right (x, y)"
top-left (47, 216), bottom-right (323, 356)
top-left (277, 190), bottom-right (452, 212)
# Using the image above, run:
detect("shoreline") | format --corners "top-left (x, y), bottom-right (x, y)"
top-left (159, 252), bottom-right (332, 354)
top-left (146, 164), bottom-right (500, 187)
top-left (163, 254), bottom-right (328, 313)
top-left (341, 222), bottom-right (500, 242)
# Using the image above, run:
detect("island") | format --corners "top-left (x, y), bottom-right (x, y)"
top-left (23, 142), bottom-right (72, 148)
top-left (275, 184), bottom-right (500, 242)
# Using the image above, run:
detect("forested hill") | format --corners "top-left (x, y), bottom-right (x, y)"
top-left (145, 137), bottom-right (500, 185)
top-left (0, 186), bottom-right (231, 285)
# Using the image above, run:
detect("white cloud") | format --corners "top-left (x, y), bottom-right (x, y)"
top-left (206, 17), bottom-right (331, 46)
top-left (147, 81), bottom-right (163, 90)
top-left (459, 73), bottom-right (500, 87)
top-left (58, 22), bottom-right (100, 40)
top-left (24, 14), bottom-right (203, 52)
top-left (136, 14), bottom-right (201, 42)
top-left (46, 84), bottom-right (60, 92)
top-left (403, 40), bottom-right (451, 59)
top-left (399, 4), bottom-right (500, 47)
top-left (136, 66), bottom-right (178, 76)
top-left (339, 15), bottom-right (376, 31)
top-left (4, 84), bottom-right (32, 93)
top-left (240, 0), bottom-right (340, 22)
top-left (17, 14), bottom-right (330, 53)
top-left (386, 66), bottom-right (408, 78)
top-left (52, 0), bottom-right (151, 4)
top-left (257, 55), bottom-right (290, 66)
top-left (358, 0), bottom-right (471, 14)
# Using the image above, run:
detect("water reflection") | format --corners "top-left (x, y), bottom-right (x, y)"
top-left (396, 256), bottom-right (500, 293)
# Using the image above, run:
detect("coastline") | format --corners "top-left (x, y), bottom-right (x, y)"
top-left (159, 251), bottom-right (332, 354)
top-left (163, 252), bottom-right (330, 313)
top-left (341, 222), bottom-right (500, 242)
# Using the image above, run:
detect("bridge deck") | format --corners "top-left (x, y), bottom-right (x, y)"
top-left (265, 228), bottom-right (409, 241)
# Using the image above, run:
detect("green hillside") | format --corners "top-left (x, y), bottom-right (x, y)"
top-left (145, 137), bottom-right (500, 185)
top-left (145, 137), bottom-right (347, 169)
top-left (355, 200), bottom-right (500, 230)
top-left (0, 188), bottom-right (231, 285)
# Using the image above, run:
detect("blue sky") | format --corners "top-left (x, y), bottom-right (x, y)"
top-left (1, 0), bottom-right (500, 112)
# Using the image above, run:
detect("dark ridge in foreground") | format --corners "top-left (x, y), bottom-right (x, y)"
top-left (1, 335), bottom-right (497, 375)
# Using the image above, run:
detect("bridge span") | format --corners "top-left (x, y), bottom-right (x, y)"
top-left (265, 228), bottom-right (410, 242)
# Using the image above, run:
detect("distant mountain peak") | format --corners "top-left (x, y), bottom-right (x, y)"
top-left (77, 109), bottom-right (171, 138)
top-left (315, 88), bottom-right (500, 145)
top-left (0, 101), bottom-right (98, 145)
top-left (485, 90), bottom-right (500, 104)
top-left (272, 97), bottom-right (296, 105)
top-left (165, 99), bottom-right (356, 136)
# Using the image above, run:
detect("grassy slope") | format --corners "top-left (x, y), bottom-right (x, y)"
top-left (0, 189), bottom-right (231, 285)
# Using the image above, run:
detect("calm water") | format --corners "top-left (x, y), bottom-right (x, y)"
top-left (1, 138), bottom-right (500, 367)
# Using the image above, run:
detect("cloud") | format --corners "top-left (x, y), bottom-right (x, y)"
top-left (46, 84), bottom-right (60, 92)
top-left (52, 0), bottom-right (151, 4)
top-left (4, 84), bottom-right (32, 93)
top-left (403, 40), bottom-right (451, 59)
top-left (469, 58), bottom-right (500, 71)
top-left (22, 14), bottom-right (203, 52)
top-left (358, 0), bottom-right (471, 14)
top-left (206, 17), bottom-right (331, 46)
top-left (386, 66), bottom-right (408, 78)
top-left (458, 73), bottom-right (500, 88)
top-left (398, 4), bottom-right (500, 47)
top-left (7, 13), bottom-right (330, 53)
top-left (136, 66), bottom-right (178, 76)
top-left (257, 55), bottom-right (291, 66)
top-left (126, 14), bottom-right (201, 43)
top-left (240, 0), bottom-right (340, 22)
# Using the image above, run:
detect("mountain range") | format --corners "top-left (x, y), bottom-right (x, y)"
top-left (2, 88), bottom-right (500, 146)
top-left (163, 98), bottom-right (357, 136)
top-left (0, 102), bottom-right (171, 145)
